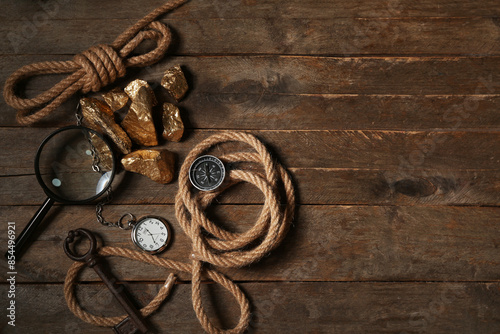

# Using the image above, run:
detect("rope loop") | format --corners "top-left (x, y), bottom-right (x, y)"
top-left (64, 246), bottom-right (251, 333)
top-left (3, 0), bottom-right (188, 125)
top-left (176, 131), bottom-right (296, 269)
top-left (174, 131), bottom-right (296, 333)
top-left (64, 132), bottom-right (295, 334)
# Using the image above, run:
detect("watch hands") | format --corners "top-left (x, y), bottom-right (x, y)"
top-left (144, 228), bottom-right (157, 243)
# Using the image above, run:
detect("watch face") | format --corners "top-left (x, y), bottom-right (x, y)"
top-left (189, 155), bottom-right (225, 191)
top-left (131, 216), bottom-right (171, 254)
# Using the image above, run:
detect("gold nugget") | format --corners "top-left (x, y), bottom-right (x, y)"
top-left (121, 149), bottom-right (176, 184)
top-left (102, 88), bottom-right (129, 112)
top-left (161, 65), bottom-right (188, 102)
top-left (80, 97), bottom-right (132, 154)
top-left (124, 79), bottom-right (158, 105)
top-left (162, 103), bottom-right (184, 142)
top-left (122, 80), bottom-right (158, 147)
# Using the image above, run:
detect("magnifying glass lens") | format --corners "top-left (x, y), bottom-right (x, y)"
top-left (36, 127), bottom-right (115, 202)
top-left (8, 126), bottom-right (117, 260)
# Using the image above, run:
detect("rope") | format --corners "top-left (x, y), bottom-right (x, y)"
top-left (64, 131), bottom-right (296, 333)
top-left (64, 247), bottom-right (249, 331)
top-left (176, 131), bottom-right (296, 333)
top-left (176, 131), bottom-right (296, 268)
top-left (3, 0), bottom-right (188, 125)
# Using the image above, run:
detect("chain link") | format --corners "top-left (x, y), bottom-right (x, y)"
top-left (76, 101), bottom-right (135, 230)
top-left (75, 101), bottom-right (83, 126)
top-left (95, 187), bottom-right (114, 227)
top-left (88, 139), bottom-right (101, 173)
top-left (118, 213), bottom-right (137, 230)
top-left (95, 187), bottom-right (136, 229)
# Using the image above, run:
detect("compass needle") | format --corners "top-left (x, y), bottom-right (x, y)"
top-left (205, 163), bottom-right (210, 185)
top-left (189, 155), bottom-right (225, 191)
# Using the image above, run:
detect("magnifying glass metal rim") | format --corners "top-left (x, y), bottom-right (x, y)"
top-left (4, 125), bottom-right (117, 260)
top-left (34, 125), bottom-right (117, 204)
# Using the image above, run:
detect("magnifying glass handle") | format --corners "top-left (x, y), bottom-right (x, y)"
top-left (5, 197), bottom-right (55, 260)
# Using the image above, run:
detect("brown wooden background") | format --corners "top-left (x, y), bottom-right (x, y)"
top-left (1, 0), bottom-right (500, 333)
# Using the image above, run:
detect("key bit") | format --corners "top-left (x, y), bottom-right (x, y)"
top-left (64, 228), bottom-right (149, 334)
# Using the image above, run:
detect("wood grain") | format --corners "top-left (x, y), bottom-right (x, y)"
top-left (179, 93), bottom-right (500, 131)
top-left (2, 0), bottom-right (500, 19)
top-left (2, 92), bottom-right (500, 130)
top-left (3, 56), bottom-right (500, 96)
top-left (1, 282), bottom-right (498, 333)
top-left (1, 128), bottom-right (499, 175)
top-left (2, 55), bottom-right (499, 129)
top-left (1, 127), bottom-right (499, 206)
top-left (1, 55), bottom-right (499, 127)
top-left (2, 168), bottom-right (499, 206)
top-left (1, 0), bottom-right (499, 332)
top-left (2, 18), bottom-right (500, 56)
top-left (1, 205), bottom-right (499, 283)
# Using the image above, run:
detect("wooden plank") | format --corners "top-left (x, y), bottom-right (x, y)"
top-left (2, 56), bottom-right (499, 127)
top-left (177, 93), bottom-right (500, 131)
top-left (1, 56), bottom-right (499, 115)
top-left (3, 55), bottom-right (500, 98)
top-left (1, 282), bottom-right (498, 333)
top-left (295, 168), bottom-right (500, 206)
top-left (170, 56), bottom-right (500, 96)
top-left (3, 93), bottom-right (500, 131)
top-left (1, 205), bottom-right (499, 282)
top-left (1, 128), bottom-right (499, 175)
top-left (2, 0), bottom-right (500, 20)
top-left (1, 1), bottom-right (498, 334)
top-left (2, 168), bottom-right (499, 206)
top-left (2, 18), bottom-right (500, 56)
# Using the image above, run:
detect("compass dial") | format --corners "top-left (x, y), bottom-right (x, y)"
top-left (189, 155), bottom-right (225, 191)
top-left (131, 216), bottom-right (171, 254)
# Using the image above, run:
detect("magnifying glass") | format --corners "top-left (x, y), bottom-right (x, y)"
top-left (7, 125), bottom-right (116, 259)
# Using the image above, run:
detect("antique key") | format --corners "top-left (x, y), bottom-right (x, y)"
top-left (64, 228), bottom-right (149, 334)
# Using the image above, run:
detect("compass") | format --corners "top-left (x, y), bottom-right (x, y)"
top-left (189, 155), bottom-right (225, 191)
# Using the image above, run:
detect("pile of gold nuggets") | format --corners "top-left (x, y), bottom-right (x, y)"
top-left (80, 65), bottom-right (188, 184)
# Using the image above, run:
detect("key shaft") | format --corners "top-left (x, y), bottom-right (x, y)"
top-left (64, 229), bottom-right (148, 334)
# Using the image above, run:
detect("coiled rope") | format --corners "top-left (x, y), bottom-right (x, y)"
top-left (64, 132), bottom-right (296, 333)
top-left (3, 0), bottom-right (187, 125)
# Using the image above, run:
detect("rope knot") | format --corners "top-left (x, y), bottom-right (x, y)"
top-left (3, 0), bottom-right (187, 125)
top-left (74, 44), bottom-right (126, 93)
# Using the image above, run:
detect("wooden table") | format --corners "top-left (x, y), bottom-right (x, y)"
top-left (1, 0), bottom-right (499, 333)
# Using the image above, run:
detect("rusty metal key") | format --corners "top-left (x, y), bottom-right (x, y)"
top-left (64, 228), bottom-right (149, 334)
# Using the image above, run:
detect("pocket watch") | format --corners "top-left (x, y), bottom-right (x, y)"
top-left (131, 216), bottom-right (171, 254)
top-left (189, 155), bottom-right (225, 191)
